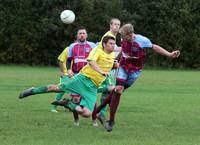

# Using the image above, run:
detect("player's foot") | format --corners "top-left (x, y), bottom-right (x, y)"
top-left (73, 120), bottom-right (80, 126)
top-left (104, 120), bottom-right (114, 132)
top-left (92, 120), bottom-right (98, 127)
top-left (97, 114), bottom-right (106, 126)
top-left (51, 98), bottom-right (70, 109)
top-left (51, 99), bottom-right (82, 113)
top-left (19, 87), bottom-right (34, 99)
top-left (51, 109), bottom-right (58, 113)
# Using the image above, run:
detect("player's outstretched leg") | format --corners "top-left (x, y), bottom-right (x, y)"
top-left (19, 87), bottom-right (34, 99)
top-left (19, 85), bottom-right (60, 99)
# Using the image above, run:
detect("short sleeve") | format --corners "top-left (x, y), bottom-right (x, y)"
top-left (141, 36), bottom-right (153, 48)
top-left (88, 42), bottom-right (97, 49)
top-left (67, 43), bottom-right (76, 58)
top-left (87, 47), bottom-right (100, 61)
top-left (58, 47), bottom-right (68, 62)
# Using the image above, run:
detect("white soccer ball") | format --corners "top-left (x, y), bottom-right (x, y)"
top-left (60, 10), bottom-right (75, 24)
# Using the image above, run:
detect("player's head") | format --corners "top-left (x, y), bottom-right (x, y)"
top-left (76, 26), bottom-right (88, 42)
top-left (102, 36), bottom-right (116, 53)
top-left (110, 18), bottom-right (121, 34)
top-left (119, 23), bottom-right (134, 42)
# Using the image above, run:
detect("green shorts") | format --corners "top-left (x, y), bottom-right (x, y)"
top-left (98, 70), bottom-right (116, 93)
top-left (59, 75), bottom-right (70, 83)
top-left (58, 74), bottom-right (98, 111)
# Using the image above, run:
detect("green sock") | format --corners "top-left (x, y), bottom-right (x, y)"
top-left (51, 92), bottom-right (64, 110)
top-left (55, 92), bottom-right (64, 100)
top-left (31, 86), bottom-right (48, 94)
top-left (51, 105), bottom-right (57, 110)
top-left (67, 99), bottom-right (78, 111)
top-left (97, 85), bottom-right (109, 93)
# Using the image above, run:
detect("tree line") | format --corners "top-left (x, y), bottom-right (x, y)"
top-left (0, 0), bottom-right (199, 68)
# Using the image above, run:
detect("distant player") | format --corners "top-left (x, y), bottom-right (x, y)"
top-left (66, 26), bottom-right (96, 126)
top-left (97, 23), bottom-right (181, 132)
top-left (19, 36), bottom-right (117, 120)
top-left (51, 47), bottom-right (69, 113)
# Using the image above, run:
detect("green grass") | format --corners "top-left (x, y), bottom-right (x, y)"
top-left (0, 65), bottom-right (200, 145)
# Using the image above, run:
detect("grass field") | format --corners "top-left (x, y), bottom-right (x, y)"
top-left (0, 65), bottom-right (200, 145)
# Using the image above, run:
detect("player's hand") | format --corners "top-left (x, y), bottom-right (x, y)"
top-left (170, 50), bottom-right (180, 58)
top-left (68, 69), bottom-right (74, 78)
top-left (113, 61), bottom-right (119, 68)
top-left (101, 72), bottom-right (109, 77)
top-left (60, 72), bottom-right (65, 77)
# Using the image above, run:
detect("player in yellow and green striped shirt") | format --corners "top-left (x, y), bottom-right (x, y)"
top-left (19, 36), bottom-right (117, 118)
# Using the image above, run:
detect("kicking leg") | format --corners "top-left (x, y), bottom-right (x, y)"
top-left (19, 84), bottom-right (61, 99)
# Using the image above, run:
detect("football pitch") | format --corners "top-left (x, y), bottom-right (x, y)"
top-left (0, 65), bottom-right (200, 145)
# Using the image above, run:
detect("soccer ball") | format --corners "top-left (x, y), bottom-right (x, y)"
top-left (60, 10), bottom-right (75, 24)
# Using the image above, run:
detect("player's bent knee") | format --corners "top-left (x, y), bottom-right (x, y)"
top-left (115, 85), bottom-right (124, 93)
top-left (82, 113), bottom-right (91, 118)
top-left (108, 85), bottom-right (115, 92)
top-left (81, 107), bottom-right (92, 118)
top-left (75, 106), bottom-right (83, 114)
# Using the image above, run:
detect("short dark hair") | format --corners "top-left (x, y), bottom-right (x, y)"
top-left (76, 26), bottom-right (87, 32)
top-left (102, 36), bottom-right (115, 46)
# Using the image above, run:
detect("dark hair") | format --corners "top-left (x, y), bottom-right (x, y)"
top-left (102, 36), bottom-right (115, 46)
top-left (76, 26), bottom-right (87, 32)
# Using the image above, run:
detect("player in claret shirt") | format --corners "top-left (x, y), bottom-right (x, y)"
top-left (97, 23), bottom-right (180, 132)
top-left (65, 26), bottom-right (96, 126)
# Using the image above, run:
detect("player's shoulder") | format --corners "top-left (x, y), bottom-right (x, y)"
top-left (86, 41), bottom-right (96, 48)
top-left (135, 34), bottom-right (152, 48)
top-left (63, 47), bottom-right (68, 51)
top-left (103, 31), bottom-right (115, 38)
top-left (69, 42), bottom-right (79, 48)
top-left (135, 34), bottom-right (150, 41)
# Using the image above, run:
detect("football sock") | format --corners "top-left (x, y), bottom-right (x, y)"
top-left (31, 86), bottom-right (48, 94)
top-left (73, 111), bottom-right (79, 121)
top-left (109, 91), bottom-right (121, 122)
top-left (67, 99), bottom-right (78, 111)
top-left (96, 90), bottom-right (114, 113)
top-left (52, 92), bottom-right (64, 109)
top-left (97, 84), bottom-right (109, 93)
top-left (99, 92), bottom-right (109, 116)
top-left (92, 103), bottom-right (97, 120)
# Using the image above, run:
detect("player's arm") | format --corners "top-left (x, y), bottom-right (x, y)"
top-left (66, 58), bottom-right (74, 77)
top-left (66, 44), bottom-right (75, 77)
top-left (112, 60), bottom-right (119, 69)
top-left (58, 60), bottom-right (65, 76)
top-left (57, 47), bottom-right (68, 77)
top-left (152, 44), bottom-right (180, 58)
top-left (88, 60), bottom-right (108, 76)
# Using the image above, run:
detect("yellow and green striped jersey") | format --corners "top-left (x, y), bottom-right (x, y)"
top-left (57, 47), bottom-right (68, 75)
top-left (80, 47), bottom-right (115, 87)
